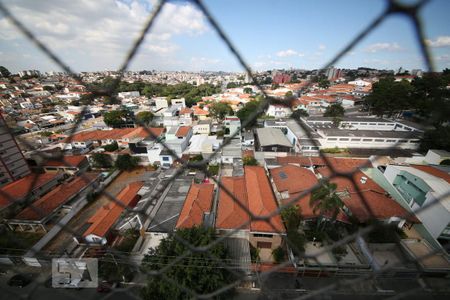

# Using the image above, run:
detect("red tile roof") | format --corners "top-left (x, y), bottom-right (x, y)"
top-left (83, 182), bottom-right (144, 238)
top-left (245, 166), bottom-right (285, 233)
top-left (43, 155), bottom-right (87, 168)
top-left (176, 184), bottom-right (214, 229)
top-left (66, 127), bottom-right (164, 143)
top-left (216, 177), bottom-right (250, 230)
top-left (317, 168), bottom-right (418, 223)
top-left (175, 126), bottom-right (191, 138)
top-left (271, 165), bottom-right (318, 195)
top-left (192, 106), bottom-right (209, 115)
top-left (270, 165), bottom-right (347, 222)
top-left (179, 107), bottom-right (193, 115)
top-left (411, 165), bottom-right (450, 184)
top-left (0, 173), bottom-right (61, 209)
top-left (13, 173), bottom-right (99, 221)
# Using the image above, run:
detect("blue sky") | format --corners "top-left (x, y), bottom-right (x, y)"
top-left (0, 0), bottom-right (449, 72)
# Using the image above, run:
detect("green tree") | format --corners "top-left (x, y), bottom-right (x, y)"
top-left (103, 141), bottom-right (118, 152)
top-left (318, 78), bottom-right (330, 89)
top-left (310, 181), bottom-right (344, 227)
top-left (226, 82), bottom-right (238, 89)
top-left (237, 99), bottom-right (264, 129)
top-left (291, 109), bottom-right (309, 119)
top-left (281, 205), bottom-right (302, 231)
top-left (323, 103), bottom-right (344, 118)
top-left (0, 66), bottom-right (11, 77)
top-left (285, 91), bottom-right (293, 98)
top-left (91, 153), bottom-right (113, 168)
top-left (272, 246), bottom-right (285, 263)
top-left (115, 154), bottom-right (139, 171)
top-left (135, 111), bottom-right (154, 126)
top-left (419, 126), bottom-right (450, 153)
top-left (365, 77), bottom-right (413, 117)
top-left (103, 110), bottom-right (132, 128)
top-left (243, 87), bottom-right (253, 94)
top-left (209, 102), bottom-right (233, 120)
top-left (243, 156), bottom-right (258, 166)
top-left (141, 227), bottom-right (236, 299)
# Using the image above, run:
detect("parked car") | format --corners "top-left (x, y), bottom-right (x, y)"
top-left (7, 274), bottom-right (32, 288)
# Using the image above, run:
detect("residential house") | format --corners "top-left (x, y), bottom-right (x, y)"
top-left (216, 166), bottom-right (286, 262)
top-left (81, 182), bottom-right (144, 245)
top-left (175, 183), bottom-right (215, 229)
top-left (384, 164), bottom-right (450, 242)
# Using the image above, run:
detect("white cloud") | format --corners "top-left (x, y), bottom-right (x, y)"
top-left (318, 44), bottom-right (326, 51)
top-left (426, 36), bottom-right (450, 48)
top-left (0, 0), bottom-right (208, 71)
top-left (276, 49), bottom-right (304, 57)
top-left (364, 42), bottom-right (401, 53)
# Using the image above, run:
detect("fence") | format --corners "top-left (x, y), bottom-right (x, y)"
top-left (0, 0), bottom-right (449, 299)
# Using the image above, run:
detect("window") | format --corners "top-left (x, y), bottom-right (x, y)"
top-left (253, 233), bottom-right (273, 238)
top-left (374, 139), bottom-right (384, 142)
top-left (360, 123), bottom-right (367, 125)
top-left (328, 138), bottom-right (337, 141)
top-left (339, 138), bottom-right (349, 141)
top-left (162, 157), bottom-right (169, 161)
top-left (369, 123), bottom-right (376, 125)
top-left (410, 140), bottom-right (420, 143)
top-left (398, 140), bottom-right (408, 143)
top-left (351, 138), bottom-right (361, 141)
top-left (256, 241), bottom-right (272, 249)
top-left (362, 139), bottom-right (373, 142)
top-left (386, 140), bottom-right (396, 143)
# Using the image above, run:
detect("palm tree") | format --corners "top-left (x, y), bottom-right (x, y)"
top-left (310, 181), bottom-right (344, 230)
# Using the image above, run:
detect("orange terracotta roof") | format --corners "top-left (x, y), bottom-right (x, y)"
top-left (0, 173), bottom-right (61, 209)
top-left (270, 165), bottom-right (318, 195)
top-left (176, 184), bottom-right (214, 229)
top-left (192, 106), bottom-right (209, 115)
top-left (245, 166), bottom-right (285, 233)
top-left (179, 107), bottom-right (193, 115)
top-left (411, 165), bottom-right (450, 184)
top-left (317, 168), bottom-right (418, 223)
top-left (83, 181), bottom-right (144, 238)
top-left (66, 127), bottom-right (164, 143)
top-left (175, 126), bottom-right (191, 137)
top-left (14, 173), bottom-right (99, 221)
top-left (216, 177), bottom-right (250, 230)
top-left (43, 155), bottom-right (87, 168)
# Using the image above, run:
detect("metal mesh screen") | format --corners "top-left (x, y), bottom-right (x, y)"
top-left (0, 0), bottom-right (449, 299)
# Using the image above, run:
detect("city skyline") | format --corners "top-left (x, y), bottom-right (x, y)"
top-left (0, 0), bottom-right (450, 73)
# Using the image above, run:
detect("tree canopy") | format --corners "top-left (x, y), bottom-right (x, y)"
top-left (209, 102), bottom-right (233, 120)
top-left (135, 111), bottom-right (154, 126)
top-left (236, 99), bottom-right (265, 128)
top-left (365, 73), bottom-right (450, 124)
top-left (0, 66), bottom-right (11, 77)
top-left (115, 154), bottom-right (139, 171)
top-left (323, 103), bottom-right (345, 118)
top-left (419, 126), bottom-right (450, 152)
top-left (103, 110), bottom-right (133, 128)
top-left (310, 181), bottom-right (344, 223)
top-left (91, 153), bottom-right (113, 168)
top-left (141, 226), bottom-right (236, 299)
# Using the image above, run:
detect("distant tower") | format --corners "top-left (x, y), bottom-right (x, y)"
top-left (0, 114), bottom-right (31, 187)
top-left (245, 72), bottom-right (251, 84)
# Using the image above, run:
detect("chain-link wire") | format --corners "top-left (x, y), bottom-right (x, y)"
top-left (0, 0), bottom-right (449, 299)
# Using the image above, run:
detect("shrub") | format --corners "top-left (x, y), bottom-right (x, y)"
top-left (272, 246), bottom-right (285, 263)
top-left (103, 141), bottom-right (118, 152)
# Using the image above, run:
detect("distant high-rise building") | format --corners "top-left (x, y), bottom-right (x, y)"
top-left (0, 114), bottom-right (31, 187)
top-left (325, 66), bottom-right (342, 80)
